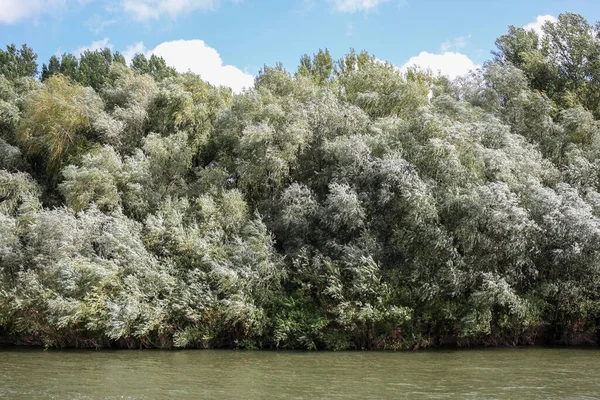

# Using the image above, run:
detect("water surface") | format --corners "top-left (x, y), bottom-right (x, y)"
top-left (1, 347), bottom-right (599, 399)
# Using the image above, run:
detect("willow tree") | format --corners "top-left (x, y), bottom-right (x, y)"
top-left (18, 75), bottom-right (102, 175)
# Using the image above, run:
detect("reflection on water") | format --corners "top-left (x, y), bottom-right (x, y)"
top-left (1, 347), bottom-right (599, 399)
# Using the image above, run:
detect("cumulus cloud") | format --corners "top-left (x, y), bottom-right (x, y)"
top-left (73, 38), bottom-right (113, 57)
top-left (123, 39), bottom-right (254, 93)
top-left (0, 0), bottom-right (87, 24)
top-left (329, 0), bottom-right (397, 13)
top-left (400, 51), bottom-right (478, 79)
top-left (122, 0), bottom-right (224, 20)
top-left (523, 15), bottom-right (556, 36)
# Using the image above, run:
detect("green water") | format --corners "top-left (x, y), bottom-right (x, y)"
top-left (1, 348), bottom-right (599, 399)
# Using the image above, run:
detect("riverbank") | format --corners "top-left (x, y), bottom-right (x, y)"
top-left (1, 323), bottom-right (598, 350)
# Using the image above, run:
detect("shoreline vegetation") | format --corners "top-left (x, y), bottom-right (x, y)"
top-left (3, 12), bottom-right (600, 350)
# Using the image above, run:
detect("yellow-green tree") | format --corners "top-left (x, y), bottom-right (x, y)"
top-left (18, 74), bottom-right (103, 173)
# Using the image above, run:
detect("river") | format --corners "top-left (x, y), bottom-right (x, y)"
top-left (1, 347), bottom-right (599, 399)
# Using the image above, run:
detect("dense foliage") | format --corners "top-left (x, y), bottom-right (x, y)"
top-left (2, 13), bottom-right (600, 349)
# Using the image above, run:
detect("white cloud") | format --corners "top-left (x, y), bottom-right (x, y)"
top-left (523, 15), bottom-right (556, 36)
top-left (86, 15), bottom-right (118, 34)
top-left (1, 0), bottom-right (58, 24)
top-left (121, 0), bottom-right (222, 20)
top-left (73, 38), bottom-right (113, 57)
top-left (400, 51), bottom-right (478, 79)
top-left (0, 0), bottom-right (88, 24)
top-left (441, 35), bottom-right (471, 52)
top-left (123, 39), bottom-right (254, 93)
top-left (329, 0), bottom-right (396, 13)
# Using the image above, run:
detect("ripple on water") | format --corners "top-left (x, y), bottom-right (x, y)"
top-left (1, 348), bottom-right (600, 399)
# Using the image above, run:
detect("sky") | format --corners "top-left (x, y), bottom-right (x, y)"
top-left (1, 0), bottom-right (600, 92)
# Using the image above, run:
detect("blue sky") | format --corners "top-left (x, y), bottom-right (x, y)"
top-left (1, 0), bottom-right (599, 91)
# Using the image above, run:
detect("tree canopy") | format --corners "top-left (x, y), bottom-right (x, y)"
top-left (2, 13), bottom-right (600, 349)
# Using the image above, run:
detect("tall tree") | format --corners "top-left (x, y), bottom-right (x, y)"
top-left (131, 53), bottom-right (177, 81)
top-left (0, 44), bottom-right (38, 80)
top-left (296, 48), bottom-right (333, 84)
top-left (41, 55), bottom-right (61, 81)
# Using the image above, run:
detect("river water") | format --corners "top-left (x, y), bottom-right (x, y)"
top-left (1, 347), bottom-right (599, 399)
